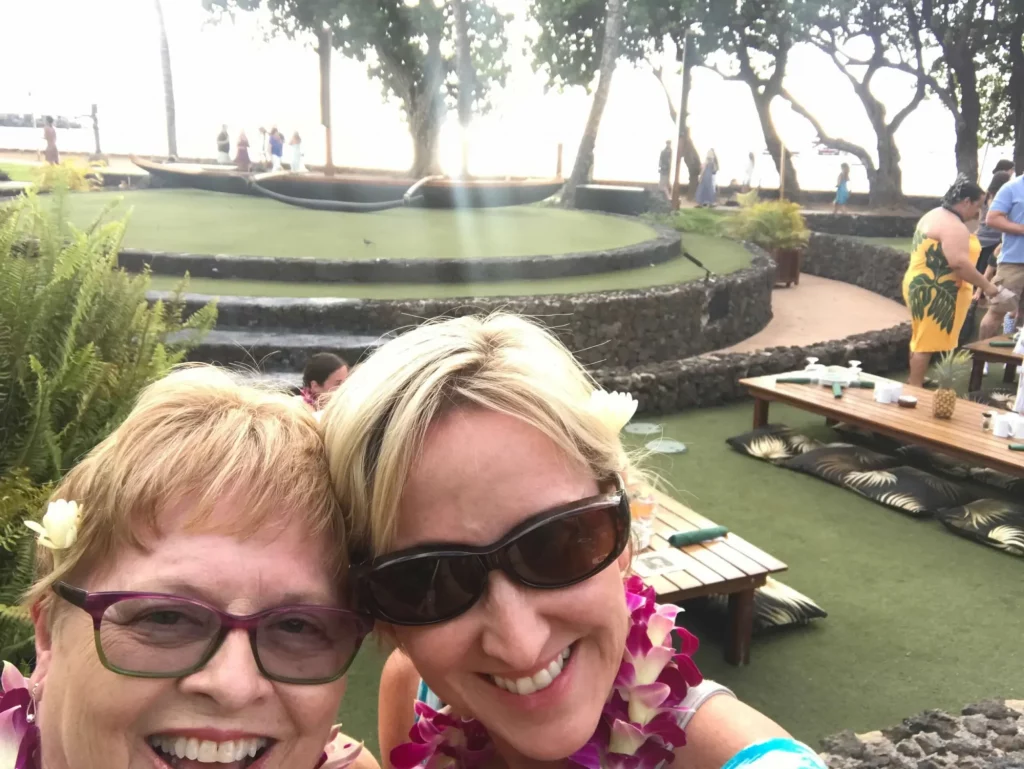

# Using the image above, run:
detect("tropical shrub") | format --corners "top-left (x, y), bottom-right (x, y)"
top-left (646, 208), bottom-right (730, 237)
top-left (726, 200), bottom-right (809, 253)
top-left (0, 189), bottom-right (216, 668)
top-left (31, 160), bottom-right (103, 192)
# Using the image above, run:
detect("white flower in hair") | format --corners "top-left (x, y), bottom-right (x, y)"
top-left (25, 500), bottom-right (81, 559)
top-left (588, 390), bottom-right (638, 434)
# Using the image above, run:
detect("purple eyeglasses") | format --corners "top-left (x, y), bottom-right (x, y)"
top-left (53, 582), bottom-right (372, 685)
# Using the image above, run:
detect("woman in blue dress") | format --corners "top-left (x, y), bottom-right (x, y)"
top-left (695, 149), bottom-right (719, 207)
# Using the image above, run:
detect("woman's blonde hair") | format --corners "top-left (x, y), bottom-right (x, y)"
top-left (321, 313), bottom-right (633, 559)
top-left (26, 365), bottom-right (347, 617)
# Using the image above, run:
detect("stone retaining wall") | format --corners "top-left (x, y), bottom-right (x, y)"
top-left (803, 233), bottom-right (910, 303)
top-left (170, 244), bottom-right (774, 371)
top-left (120, 219), bottom-right (681, 284)
top-left (820, 698), bottom-right (1024, 769)
top-left (804, 212), bottom-right (920, 238)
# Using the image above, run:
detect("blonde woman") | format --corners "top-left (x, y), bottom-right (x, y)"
top-left (321, 314), bottom-right (824, 769)
top-left (11, 367), bottom-right (377, 769)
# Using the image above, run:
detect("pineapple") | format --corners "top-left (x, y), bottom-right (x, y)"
top-left (930, 350), bottom-right (972, 419)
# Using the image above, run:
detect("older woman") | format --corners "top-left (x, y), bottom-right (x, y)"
top-left (10, 367), bottom-right (375, 769)
top-left (903, 176), bottom-right (1017, 387)
top-left (322, 314), bottom-right (825, 769)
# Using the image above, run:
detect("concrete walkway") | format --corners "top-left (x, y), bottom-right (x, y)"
top-left (722, 274), bottom-right (908, 353)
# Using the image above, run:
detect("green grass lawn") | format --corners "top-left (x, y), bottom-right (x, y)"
top-left (857, 236), bottom-right (914, 252)
top-left (66, 189), bottom-right (660, 260)
top-left (337, 397), bottom-right (1024, 759)
top-left (0, 163), bottom-right (36, 183)
top-left (147, 233), bottom-right (751, 299)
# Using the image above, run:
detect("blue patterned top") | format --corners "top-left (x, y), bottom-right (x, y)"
top-left (722, 738), bottom-right (826, 768)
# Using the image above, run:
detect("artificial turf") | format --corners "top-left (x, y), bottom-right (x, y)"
top-left (145, 233), bottom-right (751, 299)
top-left (858, 236), bottom-right (914, 252)
top-left (336, 397), bottom-right (1024, 760)
top-left (66, 189), bottom-right (659, 261)
top-left (0, 163), bottom-right (35, 183)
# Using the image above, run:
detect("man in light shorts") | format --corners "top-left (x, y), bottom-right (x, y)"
top-left (979, 171), bottom-right (1024, 339)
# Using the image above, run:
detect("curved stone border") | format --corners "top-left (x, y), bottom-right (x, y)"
top-left (160, 242), bottom-right (774, 371)
top-left (803, 212), bottom-right (919, 238)
top-left (119, 216), bottom-right (681, 285)
top-left (595, 233), bottom-right (914, 414)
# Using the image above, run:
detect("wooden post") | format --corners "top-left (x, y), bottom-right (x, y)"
top-left (670, 34), bottom-right (691, 211)
top-left (556, 143), bottom-right (564, 179)
top-left (318, 26), bottom-right (334, 177)
top-left (779, 142), bottom-right (787, 201)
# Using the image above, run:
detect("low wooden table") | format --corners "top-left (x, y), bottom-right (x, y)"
top-left (641, 492), bottom-right (788, 666)
top-left (966, 334), bottom-right (1022, 392)
top-left (740, 373), bottom-right (1024, 477)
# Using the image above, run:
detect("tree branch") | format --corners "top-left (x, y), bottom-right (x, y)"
top-left (780, 87), bottom-right (877, 175)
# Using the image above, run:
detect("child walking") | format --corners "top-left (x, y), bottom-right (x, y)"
top-left (833, 162), bottom-right (851, 213)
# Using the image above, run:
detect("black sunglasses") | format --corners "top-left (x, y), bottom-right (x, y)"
top-left (352, 476), bottom-right (630, 625)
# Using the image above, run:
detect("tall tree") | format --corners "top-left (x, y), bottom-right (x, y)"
top-left (896, 0), bottom-right (1007, 180)
top-left (154, 0), bottom-right (177, 158)
top-left (651, 55), bottom-right (702, 197)
top-left (205, 0), bottom-right (510, 177)
top-left (978, 5), bottom-right (1023, 173)
top-left (782, 0), bottom-right (927, 207)
top-left (451, 0), bottom-right (474, 176)
top-left (693, 0), bottom-right (802, 198)
top-left (560, 0), bottom-right (625, 208)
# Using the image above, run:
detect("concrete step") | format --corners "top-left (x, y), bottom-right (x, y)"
top-left (176, 328), bottom-right (389, 371)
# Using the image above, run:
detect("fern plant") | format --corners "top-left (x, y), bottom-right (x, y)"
top-left (0, 188), bottom-right (216, 668)
top-left (31, 160), bottom-right (103, 192)
top-left (727, 200), bottom-right (810, 253)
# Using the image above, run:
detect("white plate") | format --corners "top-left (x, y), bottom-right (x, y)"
top-left (646, 438), bottom-right (688, 454)
top-left (625, 422), bottom-right (662, 435)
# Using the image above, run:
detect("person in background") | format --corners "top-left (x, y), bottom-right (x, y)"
top-left (979, 167), bottom-right (1024, 338)
top-left (695, 148), bottom-right (719, 207)
top-left (993, 158), bottom-right (1015, 176)
top-left (270, 128), bottom-right (285, 172)
top-left (659, 139), bottom-right (672, 198)
top-left (300, 352), bottom-right (350, 411)
top-left (903, 176), bottom-right (1016, 387)
top-left (290, 131), bottom-right (305, 172)
top-left (43, 116), bottom-right (59, 165)
top-left (743, 151), bottom-right (757, 192)
top-left (216, 124), bottom-right (231, 164)
top-left (975, 171), bottom-right (1012, 274)
top-left (833, 163), bottom-right (851, 213)
top-left (259, 126), bottom-right (270, 166)
top-left (234, 129), bottom-right (251, 172)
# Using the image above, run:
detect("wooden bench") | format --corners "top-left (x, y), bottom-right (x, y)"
top-left (965, 333), bottom-right (1021, 392)
top-left (640, 491), bottom-right (788, 666)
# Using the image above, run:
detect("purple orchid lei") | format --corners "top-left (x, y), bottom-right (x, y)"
top-left (0, 663), bottom-right (39, 769)
top-left (391, 576), bottom-right (703, 769)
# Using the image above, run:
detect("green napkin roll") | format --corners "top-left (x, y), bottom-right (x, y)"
top-left (668, 526), bottom-right (729, 547)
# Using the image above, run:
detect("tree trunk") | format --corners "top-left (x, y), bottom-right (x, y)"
top-left (153, 0), bottom-right (177, 159)
top-left (451, 0), bottom-right (474, 177)
top-left (1009, 15), bottom-right (1024, 174)
top-left (870, 133), bottom-right (904, 208)
top-left (563, 0), bottom-right (624, 208)
top-left (409, 102), bottom-right (445, 178)
top-left (750, 89), bottom-right (800, 199)
top-left (652, 63), bottom-right (701, 198)
top-left (317, 27), bottom-right (334, 176)
top-left (950, 57), bottom-right (982, 180)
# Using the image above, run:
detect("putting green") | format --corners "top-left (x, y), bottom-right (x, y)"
top-left (146, 233), bottom-right (750, 299)
top-left (857, 236), bottom-right (913, 252)
top-left (66, 189), bottom-right (659, 260)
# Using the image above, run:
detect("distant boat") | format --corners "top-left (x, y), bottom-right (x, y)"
top-left (817, 147), bottom-right (841, 156)
top-left (130, 156), bottom-right (564, 211)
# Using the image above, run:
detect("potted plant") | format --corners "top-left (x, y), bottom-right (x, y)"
top-left (930, 350), bottom-right (972, 419)
top-left (727, 200), bottom-right (809, 287)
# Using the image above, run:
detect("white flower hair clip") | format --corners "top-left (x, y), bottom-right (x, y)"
top-left (25, 500), bottom-right (81, 566)
top-left (587, 390), bottom-right (639, 434)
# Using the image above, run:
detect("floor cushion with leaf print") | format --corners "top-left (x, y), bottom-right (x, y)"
top-left (893, 445), bottom-right (973, 480)
top-left (937, 499), bottom-right (1024, 557)
top-left (830, 423), bottom-right (905, 455)
top-left (966, 467), bottom-right (1024, 498)
top-left (967, 388), bottom-right (1018, 412)
top-left (692, 577), bottom-right (827, 635)
top-left (726, 424), bottom-right (823, 464)
top-left (842, 466), bottom-right (979, 518)
top-left (779, 443), bottom-right (900, 486)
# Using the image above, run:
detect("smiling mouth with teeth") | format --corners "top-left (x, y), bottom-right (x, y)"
top-left (490, 645), bottom-right (573, 695)
top-left (148, 734), bottom-right (272, 768)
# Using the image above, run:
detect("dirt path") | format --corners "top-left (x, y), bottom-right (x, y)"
top-left (722, 274), bottom-right (907, 353)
